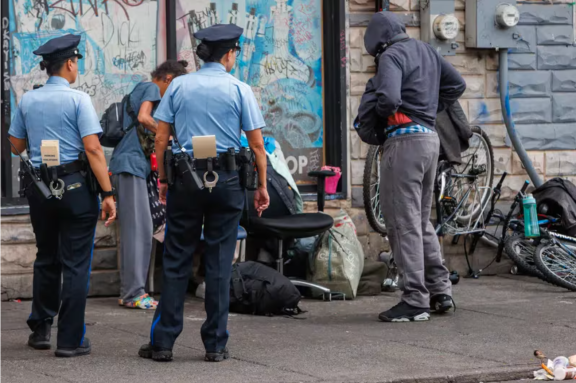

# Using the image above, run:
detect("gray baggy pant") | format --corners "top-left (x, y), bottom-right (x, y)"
top-left (113, 173), bottom-right (153, 302)
top-left (380, 133), bottom-right (451, 308)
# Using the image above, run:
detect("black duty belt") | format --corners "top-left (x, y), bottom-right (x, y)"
top-left (194, 157), bottom-right (236, 171)
top-left (36, 160), bottom-right (84, 178)
top-left (174, 152), bottom-right (238, 171)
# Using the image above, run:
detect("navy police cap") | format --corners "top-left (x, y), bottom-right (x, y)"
top-left (194, 24), bottom-right (243, 43)
top-left (33, 34), bottom-right (83, 61)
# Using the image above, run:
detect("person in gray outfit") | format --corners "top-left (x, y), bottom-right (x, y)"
top-left (360, 12), bottom-right (466, 322)
top-left (109, 60), bottom-right (188, 309)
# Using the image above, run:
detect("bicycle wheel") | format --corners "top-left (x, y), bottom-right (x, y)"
top-left (445, 126), bottom-right (494, 225)
top-left (534, 241), bottom-right (576, 291)
top-left (363, 145), bottom-right (387, 235)
top-left (504, 234), bottom-right (550, 282)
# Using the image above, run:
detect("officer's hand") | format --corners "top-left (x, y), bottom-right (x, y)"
top-left (254, 186), bottom-right (270, 217)
top-left (159, 184), bottom-right (168, 204)
top-left (101, 196), bottom-right (117, 227)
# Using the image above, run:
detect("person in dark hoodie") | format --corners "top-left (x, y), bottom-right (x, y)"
top-left (360, 12), bottom-right (466, 322)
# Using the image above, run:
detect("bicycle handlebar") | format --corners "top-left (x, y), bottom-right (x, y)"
top-left (495, 172), bottom-right (507, 191)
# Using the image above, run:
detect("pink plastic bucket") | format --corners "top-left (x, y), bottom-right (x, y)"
top-left (322, 166), bottom-right (341, 194)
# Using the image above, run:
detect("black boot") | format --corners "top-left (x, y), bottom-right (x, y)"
top-left (55, 337), bottom-right (92, 358)
top-left (138, 343), bottom-right (173, 362)
top-left (205, 348), bottom-right (230, 362)
top-left (28, 322), bottom-right (51, 350)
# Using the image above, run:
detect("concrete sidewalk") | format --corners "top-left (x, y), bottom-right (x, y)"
top-left (2, 275), bottom-right (574, 383)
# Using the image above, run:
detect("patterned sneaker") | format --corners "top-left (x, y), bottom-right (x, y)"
top-left (123, 294), bottom-right (158, 310)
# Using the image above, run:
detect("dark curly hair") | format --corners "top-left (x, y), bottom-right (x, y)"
top-left (151, 60), bottom-right (188, 79)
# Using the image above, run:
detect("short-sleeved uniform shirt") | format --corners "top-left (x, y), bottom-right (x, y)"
top-left (109, 82), bottom-right (162, 179)
top-left (154, 62), bottom-right (265, 154)
top-left (8, 76), bottom-right (102, 167)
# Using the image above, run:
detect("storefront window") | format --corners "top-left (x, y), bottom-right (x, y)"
top-left (174, 0), bottom-right (324, 185)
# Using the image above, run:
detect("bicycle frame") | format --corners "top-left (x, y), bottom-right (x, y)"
top-left (435, 170), bottom-right (506, 239)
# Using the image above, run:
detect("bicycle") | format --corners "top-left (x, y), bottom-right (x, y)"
top-left (363, 126), bottom-right (494, 237)
top-left (533, 229), bottom-right (576, 291)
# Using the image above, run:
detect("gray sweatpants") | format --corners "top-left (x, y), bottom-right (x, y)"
top-left (113, 173), bottom-right (153, 302)
top-left (380, 133), bottom-right (451, 308)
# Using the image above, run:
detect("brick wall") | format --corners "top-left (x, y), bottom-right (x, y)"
top-left (346, 0), bottom-right (576, 260)
top-left (1, 217), bottom-right (120, 300)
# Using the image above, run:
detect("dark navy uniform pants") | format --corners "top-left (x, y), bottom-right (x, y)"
top-left (150, 170), bottom-right (244, 352)
top-left (26, 172), bottom-right (99, 349)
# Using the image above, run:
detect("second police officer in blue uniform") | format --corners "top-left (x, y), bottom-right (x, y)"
top-left (8, 34), bottom-right (117, 357)
top-left (139, 24), bottom-right (270, 362)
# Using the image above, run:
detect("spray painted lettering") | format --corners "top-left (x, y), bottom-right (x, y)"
top-left (8, 0), bottom-right (158, 117)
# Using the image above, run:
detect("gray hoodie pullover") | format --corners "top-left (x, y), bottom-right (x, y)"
top-left (363, 12), bottom-right (466, 129)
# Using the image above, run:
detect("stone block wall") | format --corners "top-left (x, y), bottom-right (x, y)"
top-left (346, 0), bottom-right (576, 262)
top-left (1, 216), bottom-right (120, 300)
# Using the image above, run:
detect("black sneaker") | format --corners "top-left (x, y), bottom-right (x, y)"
top-left (138, 343), bottom-right (173, 362)
top-left (430, 294), bottom-right (455, 314)
top-left (378, 302), bottom-right (430, 322)
top-left (55, 337), bottom-right (92, 358)
top-left (205, 348), bottom-right (229, 362)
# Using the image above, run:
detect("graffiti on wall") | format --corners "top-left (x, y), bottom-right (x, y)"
top-left (175, 0), bottom-right (323, 184)
top-left (8, 0), bottom-right (158, 117)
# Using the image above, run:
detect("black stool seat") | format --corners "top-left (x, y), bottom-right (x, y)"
top-left (249, 213), bottom-right (334, 240)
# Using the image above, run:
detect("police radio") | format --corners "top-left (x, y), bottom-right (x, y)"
top-left (239, 147), bottom-right (258, 191)
top-left (9, 140), bottom-right (52, 200)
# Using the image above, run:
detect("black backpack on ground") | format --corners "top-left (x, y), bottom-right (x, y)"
top-left (99, 94), bottom-right (138, 148)
top-left (229, 261), bottom-right (304, 316)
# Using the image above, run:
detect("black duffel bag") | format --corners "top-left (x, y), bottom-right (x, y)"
top-left (229, 261), bottom-right (303, 316)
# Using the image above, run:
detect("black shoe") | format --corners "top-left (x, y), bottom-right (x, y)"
top-left (55, 337), bottom-right (92, 358)
top-left (430, 294), bottom-right (455, 314)
top-left (28, 332), bottom-right (51, 350)
top-left (28, 322), bottom-right (52, 350)
top-left (378, 302), bottom-right (430, 322)
top-left (205, 348), bottom-right (229, 362)
top-left (138, 343), bottom-right (173, 362)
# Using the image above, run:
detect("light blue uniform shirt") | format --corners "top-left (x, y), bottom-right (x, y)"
top-left (8, 76), bottom-right (102, 167)
top-left (154, 62), bottom-right (265, 154)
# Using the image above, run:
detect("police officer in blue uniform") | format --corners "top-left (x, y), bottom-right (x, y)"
top-left (8, 34), bottom-right (116, 357)
top-left (138, 24), bottom-right (270, 362)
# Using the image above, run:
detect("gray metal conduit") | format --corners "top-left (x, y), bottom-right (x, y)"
top-left (498, 49), bottom-right (543, 188)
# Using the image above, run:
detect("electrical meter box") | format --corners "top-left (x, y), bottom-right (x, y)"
top-left (420, 0), bottom-right (460, 56)
top-left (465, 0), bottom-right (521, 48)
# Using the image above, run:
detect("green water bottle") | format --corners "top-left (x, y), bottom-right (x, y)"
top-left (523, 193), bottom-right (540, 238)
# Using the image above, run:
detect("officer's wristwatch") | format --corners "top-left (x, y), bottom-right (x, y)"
top-left (101, 188), bottom-right (116, 199)
top-left (159, 179), bottom-right (168, 184)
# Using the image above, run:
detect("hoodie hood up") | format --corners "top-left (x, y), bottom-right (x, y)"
top-left (364, 12), bottom-right (407, 57)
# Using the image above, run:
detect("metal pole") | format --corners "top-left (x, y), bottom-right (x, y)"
top-left (166, 0), bottom-right (177, 60)
top-left (498, 49), bottom-right (542, 188)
